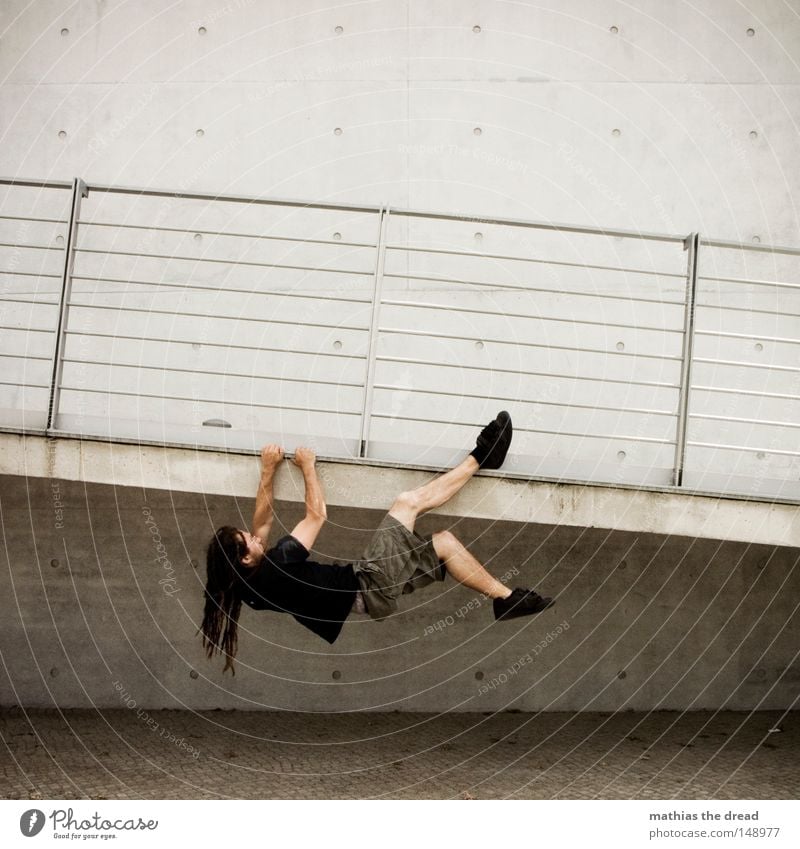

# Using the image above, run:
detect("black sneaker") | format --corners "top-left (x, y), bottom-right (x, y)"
top-left (493, 587), bottom-right (554, 621)
top-left (470, 410), bottom-right (513, 469)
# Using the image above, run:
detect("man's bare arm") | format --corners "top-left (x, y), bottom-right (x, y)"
top-left (251, 444), bottom-right (284, 545)
top-left (289, 447), bottom-right (327, 551)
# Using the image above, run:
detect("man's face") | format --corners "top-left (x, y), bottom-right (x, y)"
top-left (239, 530), bottom-right (264, 566)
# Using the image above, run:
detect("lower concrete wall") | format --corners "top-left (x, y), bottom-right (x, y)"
top-left (1, 474), bottom-right (798, 712)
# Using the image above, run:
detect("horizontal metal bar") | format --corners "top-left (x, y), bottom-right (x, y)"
top-left (0, 323), bottom-right (54, 335)
top-left (0, 241), bottom-right (62, 252)
top-left (693, 356), bottom-right (799, 373)
top-left (689, 412), bottom-right (800, 430)
top-left (83, 179), bottom-right (682, 243)
top-left (0, 213), bottom-right (68, 225)
top-left (73, 246), bottom-right (374, 277)
top-left (372, 382), bottom-right (676, 417)
top-left (76, 218), bottom-right (376, 250)
top-left (370, 411), bottom-right (674, 444)
top-left (698, 273), bottom-right (800, 291)
top-left (382, 297), bottom-right (682, 335)
top-left (0, 353), bottom-right (52, 362)
top-left (60, 356), bottom-right (364, 389)
top-left (700, 237), bottom-right (800, 257)
top-left (5, 175), bottom-right (797, 260)
top-left (71, 273), bottom-right (372, 305)
top-left (0, 270), bottom-right (61, 279)
top-left (4, 266), bottom-right (672, 310)
top-left (376, 354), bottom-right (680, 390)
top-left (0, 296), bottom-right (59, 306)
top-left (385, 242), bottom-right (686, 280)
top-left (0, 177), bottom-right (73, 190)
top-left (384, 274), bottom-right (683, 307)
top-left (58, 383), bottom-right (362, 417)
top-left (692, 384), bottom-right (800, 402)
top-left (0, 379), bottom-right (49, 389)
top-left (695, 300), bottom-right (800, 319)
top-left (382, 269), bottom-right (685, 302)
top-left (84, 179), bottom-right (383, 214)
top-left (63, 328), bottom-right (368, 360)
top-left (67, 299), bottom-right (370, 332)
top-left (694, 328), bottom-right (800, 346)
top-left (687, 440), bottom-right (800, 458)
top-left (391, 207), bottom-right (686, 244)
top-left (378, 326), bottom-right (682, 361)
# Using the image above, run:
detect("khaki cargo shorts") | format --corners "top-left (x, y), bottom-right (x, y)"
top-left (352, 512), bottom-right (446, 621)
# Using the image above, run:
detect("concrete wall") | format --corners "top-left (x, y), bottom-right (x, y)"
top-left (1, 0), bottom-right (799, 242)
top-left (1, 1), bottom-right (799, 713)
top-left (2, 472), bottom-right (798, 712)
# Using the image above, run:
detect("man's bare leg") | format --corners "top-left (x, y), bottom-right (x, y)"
top-left (387, 408), bottom-right (512, 531)
top-left (387, 456), bottom-right (478, 531)
top-left (383, 411), bottom-right (525, 607)
top-left (415, 456), bottom-right (480, 511)
top-left (431, 530), bottom-right (512, 599)
top-left (386, 457), bottom-right (512, 600)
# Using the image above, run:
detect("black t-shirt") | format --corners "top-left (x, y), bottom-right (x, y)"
top-left (237, 534), bottom-right (359, 644)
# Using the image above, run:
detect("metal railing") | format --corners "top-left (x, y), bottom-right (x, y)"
top-left (1, 175), bottom-right (798, 501)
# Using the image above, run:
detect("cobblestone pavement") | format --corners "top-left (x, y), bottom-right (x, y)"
top-left (0, 709), bottom-right (796, 800)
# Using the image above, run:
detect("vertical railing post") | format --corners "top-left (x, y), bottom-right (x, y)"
top-left (46, 177), bottom-right (87, 432)
top-left (358, 205), bottom-right (390, 458)
top-left (673, 232), bottom-right (700, 486)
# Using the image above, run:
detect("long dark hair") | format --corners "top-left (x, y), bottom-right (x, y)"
top-left (198, 525), bottom-right (247, 675)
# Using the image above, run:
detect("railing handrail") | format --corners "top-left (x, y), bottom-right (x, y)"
top-left (5, 173), bottom-right (800, 255)
top-left (700, 236), bottom-right (800, 256)
top-left (0, 177), bottom-right (73, 190)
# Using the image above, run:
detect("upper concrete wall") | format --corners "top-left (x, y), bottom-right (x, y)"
top-left (1, 0), bottom-right (799, 243)
top-left (2, 433), bottom-right (797, 549)
top-left (2, 1), bottom-right (799, 500)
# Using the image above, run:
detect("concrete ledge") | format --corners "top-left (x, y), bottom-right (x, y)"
top-left (1, 433), bottom-right (797, 548)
